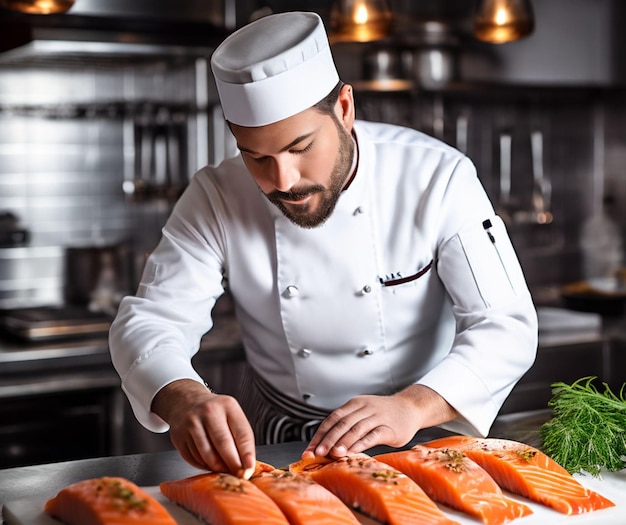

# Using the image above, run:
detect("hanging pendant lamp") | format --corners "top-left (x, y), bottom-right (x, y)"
top-left (473, 0), bottom-right (535, 44)
top-left (0, 0), bottom-right (76, 15)
top-left (330, 0), bottom-right (393, 42)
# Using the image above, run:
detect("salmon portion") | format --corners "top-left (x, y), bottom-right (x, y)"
top-left (250, 461), bottom-right (361, 524)
top-left (425, 436), bottom-right (615, 515)
top-left (290, 453), bottom-right (460, 525)
top-left (44, 477), bottom-right (176, 525)
top-left (377, 444), bottom-right (532, 525)
top-left (160, 472), bottom-right (289, 525)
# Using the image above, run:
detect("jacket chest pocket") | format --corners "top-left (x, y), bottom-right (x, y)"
top-left (379, 259), bottom-right (433, 289)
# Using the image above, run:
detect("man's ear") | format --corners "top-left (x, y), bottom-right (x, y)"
top-left (336, 83), bottom-right (355, 132)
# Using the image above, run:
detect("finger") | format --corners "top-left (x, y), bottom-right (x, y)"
top-left (188, 424), bottom-right (231, 473)
top-left (326, 416), bottom-right (381, 458)
top-left (304, 427), bottom-right (325, 457)
top-left (228, 416), bottom-right (256, 478)
top-left (310, 405), bottom-right (370, 457)
top-left (206, 400), bottom-right (254, 475)
top-left (176, 439), bottom-right (209, 471)
top-left (343, 425), bottom-right (387, 455)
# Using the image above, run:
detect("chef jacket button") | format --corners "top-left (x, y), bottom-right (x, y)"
top-left (285, 285), bottom-right (299, 298)
top-left (302, 394), bottom-right (311, 400)
top-left (299, 348), bottom-right (312, 358)
top-left (353, 206), bottom-right (365, 216)
top-left (360, 348), bottom-right (374, 357)
top-left (361, 284), bottom-right (372, 294)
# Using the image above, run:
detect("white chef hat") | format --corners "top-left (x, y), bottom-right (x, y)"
top-left (210, 11), bottom-right (340, 127)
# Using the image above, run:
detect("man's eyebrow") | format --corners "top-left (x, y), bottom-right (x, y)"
top-left (237, 132), bottom-right (314, 155)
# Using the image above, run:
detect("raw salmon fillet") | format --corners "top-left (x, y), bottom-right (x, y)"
top-left (425, 436), bottom-right (615, 515)
top-left (250, 461), bottom-right (361, 524)
top-left (290, 453), bottom-right (460, 525)
top-left (44, 476), bottom-right (176, 525)
top-left (376, 444), bottom-right (533, 525)
top-left (160, 471), bottom-right (289, 524)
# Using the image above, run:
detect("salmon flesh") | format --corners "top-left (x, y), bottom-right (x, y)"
top-left (160, 471), bottom-right (290, 524)
top-left (377, 444), bottom-right (533, 525)
top-left (290, 453), bottom-right (460, 525)
top-left (44, 476), bottom-right (177, 525)
top-left (425, 436), bottom-right (615, 515)
top-left (250, 461), bottom-right (361, 524)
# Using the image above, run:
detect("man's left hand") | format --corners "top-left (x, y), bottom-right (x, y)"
top-left (302, 384), bottom-right (456, 459)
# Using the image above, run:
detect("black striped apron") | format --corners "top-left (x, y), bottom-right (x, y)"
top-left (239, 366), bottom-right (331, 445)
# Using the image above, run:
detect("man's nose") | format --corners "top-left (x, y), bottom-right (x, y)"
top-left (271, 156), bottom-right (300, 192)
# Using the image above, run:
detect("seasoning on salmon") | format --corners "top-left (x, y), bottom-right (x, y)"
top-left (376, 444), bottom-right (533, 525)
top-left (290, 453), bottom-right (460, 525)
top-left (160, 471), bottom-right (290, 525)
top-left (425, 436), bottom-right (616, 515)
top-left (250, 461), bottom-right (361, 524)
top-left (44, 476), bottom-right (176, 525)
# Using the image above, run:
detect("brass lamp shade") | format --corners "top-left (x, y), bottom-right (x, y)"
top-left (473, 0), bottom-right (535, 44)
top-left (330, 0), bottom-right (393, 42)
top-left (0, 0), bottom-right (76, 14)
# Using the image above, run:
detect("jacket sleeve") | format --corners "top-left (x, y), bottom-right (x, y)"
top-left (417, 156), bottom-right (538, 437)
top-left (109, 171), bottom-right (227, 432)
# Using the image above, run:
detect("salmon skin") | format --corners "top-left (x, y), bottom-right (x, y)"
top-left (425, 436), bottom-right (615, 515)
top-left (290, 453), bottom-right (460, 525)
top-left (250, 461), bottom-right (361, 524)
top-left (44, 476), bottom-right (176, 525)
top-left (160, 471), bottom-right (290, 524)
top-left (376, 444), bottom-right (533, 525)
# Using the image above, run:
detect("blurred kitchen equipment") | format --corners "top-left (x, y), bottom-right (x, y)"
top-left (330, 0), bottom-right (393, 42)
top-left (411, 20), bottom-right (459, 90)
top-left (497, 132), bottom-right (513, 224)
top-left (64, 243), bottom-right (134, 316)
top-left (0, 304), bottom-right (112, 341)
top-left (455, 110), bottom-right (469, 154)
top-left (0, 0), bottom-right (75, 14)
top-left (124, 104), bottom-right (188, 203)
top-left (0, 0), bottom-right (229, 66)
top-left (561, 277), bottom-right (626, 317)
top-left (0, 242), bottom-right (135, 341)
top-left (361, 47), bottom-right (413, 92)
top-left (530, 130), bottom-right (552, 223)
top-left (580, 196), bottom-right (623, 280)
top-left (0, 212), bottom-right (29, 247)
top-left (514, 130), bottom-right (553, 224)
top-left (473, 0), bottom-right (535, 44)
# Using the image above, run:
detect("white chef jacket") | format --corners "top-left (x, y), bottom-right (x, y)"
top-left (109, 120), bottom-right (538, 438)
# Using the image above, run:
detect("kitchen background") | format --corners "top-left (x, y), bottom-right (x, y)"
top-left (0, 0), bottom-right (625, 469)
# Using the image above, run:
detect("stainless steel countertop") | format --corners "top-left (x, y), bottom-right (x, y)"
top-left (0, 409), bottom-right (553, 509)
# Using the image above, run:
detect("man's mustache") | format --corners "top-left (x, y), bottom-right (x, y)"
top-left (269, 186), bottom-right (324, 202)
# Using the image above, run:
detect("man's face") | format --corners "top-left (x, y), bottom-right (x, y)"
top-left (230, 106), bottom-right (355, 228)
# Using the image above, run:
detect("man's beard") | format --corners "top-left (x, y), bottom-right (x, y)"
top-left (266, 123), bottom-right (354, 229)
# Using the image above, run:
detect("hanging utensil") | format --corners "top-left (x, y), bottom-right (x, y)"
top-left (456, 110), bottom-right (469, 154)
top-left (530, 130), bottom-right (553, 224)
top-left (497, 132), bottom-right (513, 224)
top-left (515, 130), bottom-right (553, 224)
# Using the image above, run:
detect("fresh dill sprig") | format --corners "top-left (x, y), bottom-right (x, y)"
top-left (540, 376), bottom-right (626, 476)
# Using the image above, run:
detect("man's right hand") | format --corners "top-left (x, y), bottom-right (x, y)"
top-left (151, 379), bottom-right (256, 477)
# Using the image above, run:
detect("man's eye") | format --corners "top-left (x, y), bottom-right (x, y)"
top-left (291, 142), bottom-right (313, 155)
top-left (244, 153), bottom-right (267, 163)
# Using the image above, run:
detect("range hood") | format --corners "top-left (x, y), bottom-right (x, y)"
top-left (0, 0), bottom-right (234, 66)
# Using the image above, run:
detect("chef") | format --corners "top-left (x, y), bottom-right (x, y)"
top-left (109, 11), bottom-right (538, 478)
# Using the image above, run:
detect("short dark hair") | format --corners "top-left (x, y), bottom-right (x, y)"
top-left (312, 81), bottom-right (344, 117)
